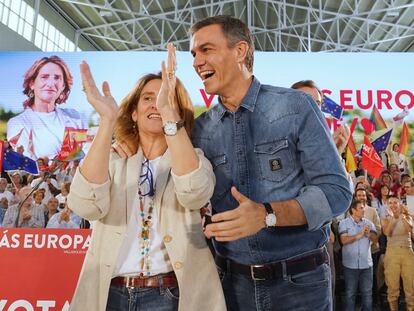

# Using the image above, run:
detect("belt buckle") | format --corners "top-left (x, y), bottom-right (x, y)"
top-left (250, 265), bottom-right (266, 281)
top-left (125, 276), bottom-right (135, 289)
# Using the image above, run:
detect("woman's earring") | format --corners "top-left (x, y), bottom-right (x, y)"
top-left (59, 94), bottom-right (64, 100)
top-left (29, 90), bottom-right (34, 98)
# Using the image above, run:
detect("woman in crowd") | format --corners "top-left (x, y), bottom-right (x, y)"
top-left (388, 143), bottom-right (409, 173)
top-left (372, 184), bottom-right (390, 219)
top-left (67, 44), bottom-right (225, 311)
top-left (382, 196), bottom-right (414, 311)
top-left (55, 182), bottom-right (70, 209)
top-left (7, 56), bottom-right (87, 159)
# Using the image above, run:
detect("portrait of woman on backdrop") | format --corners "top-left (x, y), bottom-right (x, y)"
top-left (6, 55), bottom-right (87, 159)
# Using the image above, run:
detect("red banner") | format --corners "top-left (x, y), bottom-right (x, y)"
top-left (361, 135), bottom-right (384, 179)
top-left (0, 228), bottom-right (91, 311)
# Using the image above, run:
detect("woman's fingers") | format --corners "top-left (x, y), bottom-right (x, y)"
top-left (102, 81), bottom-right (112, 97)
top-left (80, 61), bottom-right (100, 98)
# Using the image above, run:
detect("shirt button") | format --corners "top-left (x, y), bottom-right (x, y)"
top-left (163, 235), bottom-right (172, 243)
top-left (174, 261), bottom-right (183, 270)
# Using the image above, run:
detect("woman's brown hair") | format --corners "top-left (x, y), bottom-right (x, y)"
top-left (114, 73), bottom-right (194, 154)
top-left (22, 56), bottom-right (73, 109)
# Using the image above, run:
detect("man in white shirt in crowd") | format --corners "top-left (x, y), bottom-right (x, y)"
top-left (339, 200), bottom-right (378, 311)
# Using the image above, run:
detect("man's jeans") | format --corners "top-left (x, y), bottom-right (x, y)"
top-left (218, 262), bottom-right (331, 311)
top-left (343, 266), bottom-right (373, 311)
top-left (106, 284), bottom-right (179, 311)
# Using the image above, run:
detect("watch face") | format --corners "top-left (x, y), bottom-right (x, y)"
top-left (265, 213), bottom-right (277, 227)
top-left (164, 122), bottom-right (177, 135)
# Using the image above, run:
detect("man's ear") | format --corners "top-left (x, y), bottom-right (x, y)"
top-left (234, 41), bottom-right (249, 66)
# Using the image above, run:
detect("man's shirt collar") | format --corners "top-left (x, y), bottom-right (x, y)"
top-left (212, 76), bottom-right (261, 121)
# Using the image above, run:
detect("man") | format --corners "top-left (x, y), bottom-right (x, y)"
top-left (44, 197), bottom-right (59, 227)
top-left (400, 180), bottom-right (412, 205)
top-left (2, 186), bottom-right (45, 228)
top-left (354, 187), bottom-right (383, 307)
top-left (291, 79), bottom-right (352, 308)
top-left (354, 188), bottom-right (381, 233)
top-left (190, 16), bottom-right (352, 310)
top-left (291, 80), bottom-right (350, 154)
top-left (0, 178), bottom-right (14, 203)
top-left (0, 197), bottom-right (8, 226)
top-left (339, 200), bottom-right (378, 311)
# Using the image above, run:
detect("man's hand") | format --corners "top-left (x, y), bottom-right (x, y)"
top-left (59, 209), bottom-right (70, 223)
top-left (333, 124), bottom-right (350, 154)
top-left (204, 187), bottom-right (266, 242)
top-left (21, 208), bottom-right (31, 221)
top-left (363, 225), bottom-right (370, 236)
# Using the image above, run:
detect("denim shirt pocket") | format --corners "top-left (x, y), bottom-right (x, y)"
top-left (254, 139), bottom-right (294, 182)
top-left (210, 154), bottom-right (232, 200)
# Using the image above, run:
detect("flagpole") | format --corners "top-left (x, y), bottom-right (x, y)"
top-left (13, 161), bottom-right (66, 228)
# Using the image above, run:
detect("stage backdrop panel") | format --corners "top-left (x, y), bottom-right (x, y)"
top-left (0, 228), bottom-right (91, 311)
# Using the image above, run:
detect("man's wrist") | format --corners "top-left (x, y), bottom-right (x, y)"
top-left (263, 202), bottom-right (277, 227)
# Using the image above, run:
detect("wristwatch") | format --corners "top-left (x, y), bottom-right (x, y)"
top-left (263, 202), bottom-right (277, 227)
top-left (162, 120), bottom-right (185, 136)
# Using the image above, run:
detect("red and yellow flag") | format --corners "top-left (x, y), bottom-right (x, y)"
top-left (345, 135), bottom-right (357, 172)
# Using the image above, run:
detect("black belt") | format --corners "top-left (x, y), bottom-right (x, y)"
top-left (215, 248), bottom-right (328, 281)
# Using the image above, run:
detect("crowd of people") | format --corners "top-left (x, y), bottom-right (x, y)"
top-left (333, 166), bottom-right (414, 311)
top-left (0, 155), bottom-right (85, 229)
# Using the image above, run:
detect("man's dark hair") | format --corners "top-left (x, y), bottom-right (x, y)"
top-left (190, 15), bottom-right (255, 72)
top-left (291, 80), bottom-right (323, 98)
top-left (349, 199), bottom-right (363, 215)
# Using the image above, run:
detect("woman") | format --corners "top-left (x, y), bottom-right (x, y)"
top-left (55, 182), bottom-right (70, 209)
top-left (388, 143), bottom-right (409, 173)
top-left (372, 184), bottom-right (390, 219)
top-left (7, 56), bottom-right (87, 159)
top-left (33, 190), bottom-right (46, 212)
top-left (382, 196), bottom-right (414, 311)
top-left (67, 44), bottom-right (225, 311)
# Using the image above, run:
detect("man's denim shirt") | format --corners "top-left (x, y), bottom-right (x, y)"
top-left (192, 77), bottom-right (352, 265)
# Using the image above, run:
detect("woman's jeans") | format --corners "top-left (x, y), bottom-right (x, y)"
top-left (106, 284), bottom-right (179, 311)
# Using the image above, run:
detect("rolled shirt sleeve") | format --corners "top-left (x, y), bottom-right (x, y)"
top-left (295, 93), bottom-right (353, 231)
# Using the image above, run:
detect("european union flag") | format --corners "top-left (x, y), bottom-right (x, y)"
top-left (2, 149), bottom-right (39, 174)
top-left (372, 129), bottom-right (393, 154)
top-left (322, 96), bottom-right (343, 120)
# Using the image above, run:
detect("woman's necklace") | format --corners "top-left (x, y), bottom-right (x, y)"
top-left (138, 158), bottom-right (155, 276)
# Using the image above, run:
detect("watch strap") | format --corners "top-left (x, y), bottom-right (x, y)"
top-left (176, 119), bottom-right (185, 130)
top-left (263, 202), bottom-right (273, 215)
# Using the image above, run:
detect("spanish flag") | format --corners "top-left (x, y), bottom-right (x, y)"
top-left (345, 135), bottom-right (357, 172)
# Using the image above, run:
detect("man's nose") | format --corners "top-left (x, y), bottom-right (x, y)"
top-left (193, 55), bottom-right (205, 71)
